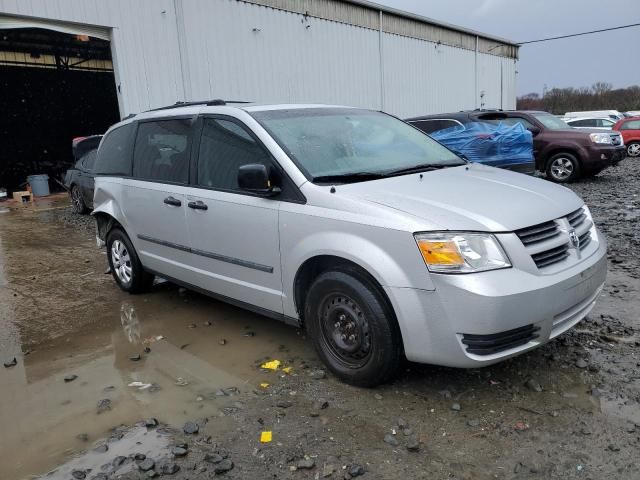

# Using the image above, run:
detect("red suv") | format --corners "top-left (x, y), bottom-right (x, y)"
top-left (613, 117), bottom-right (640, 158)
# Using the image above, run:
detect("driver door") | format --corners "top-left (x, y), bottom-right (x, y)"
top-left (184, 116), bottom-right (284, 314)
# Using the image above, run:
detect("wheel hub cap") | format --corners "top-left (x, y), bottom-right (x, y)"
top-left (111, 240), bottom-right (132, 285)
top-left (322, 295), bottom-right (371, 363)
top-left (551, 158), bottom-right (573, 179)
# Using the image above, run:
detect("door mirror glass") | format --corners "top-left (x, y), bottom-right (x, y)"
top-left (238, 164), bottom-right (280, 196)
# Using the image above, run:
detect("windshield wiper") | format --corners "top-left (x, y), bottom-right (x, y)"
top-left (312, 172), bottom-right (386, 184)
top-left (381, 163), bottom-right (464, 177)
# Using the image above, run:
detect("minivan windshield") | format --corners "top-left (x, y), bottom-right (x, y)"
top-left (533, 113), bottom-right (570, 130)
top-left (251, 108), bottom-right (465, 183)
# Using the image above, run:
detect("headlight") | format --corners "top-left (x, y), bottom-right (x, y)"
top-left (415, 232), bottom-right (511, 274)
top-left (589, 133), bottom-right (612, 144)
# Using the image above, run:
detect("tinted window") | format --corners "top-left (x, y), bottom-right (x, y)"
top-left (568, 119), bottom-right (592, 127)
top-left (197, 118), bottom-right (272, 191)
top-left (597, 119), bottom-right (614, 127)
top-left (133, 120), bottom-right (191, 183)
top-left (81, 150), bottom-right (98, 171)
top-left (621, 120), bottom-right (640, 130)
top-left (95, 123), bottom-right (136, 175)
top-left (481, 116), bottom-right (535, 129)
top-left (412, 119), bottom-right (462, 134)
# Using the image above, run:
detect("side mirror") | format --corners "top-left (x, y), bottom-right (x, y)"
top-left (527, 126), bottom-right (541, 136)
top-left (238, 164), bottom-right (280, 196)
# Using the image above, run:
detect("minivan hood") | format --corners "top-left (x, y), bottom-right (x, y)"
top-left (337, 164), bottom-right (583, 232)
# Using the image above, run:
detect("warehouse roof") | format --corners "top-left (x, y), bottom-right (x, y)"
top-left (243, 0), bottom-right (519, 58)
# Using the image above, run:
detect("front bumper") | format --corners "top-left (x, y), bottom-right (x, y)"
top-left (386, 228), bottom-right (607, 367)
top-left (582, 145), bottom-right (626, 172)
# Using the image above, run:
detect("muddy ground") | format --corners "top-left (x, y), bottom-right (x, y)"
top-left (1, 160), bottom-right (639, 480)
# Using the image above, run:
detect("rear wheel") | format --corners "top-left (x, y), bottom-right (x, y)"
top-left (304, 268), bottom-right (402, 387)
top-left (627, 142), bottom-right (640, 158)
top-left (546, 152), bottom-right (580, 182)
top-left (106, 228), bottom-right (154, 293)
top-left (70, 185), bottom-right (88, 214)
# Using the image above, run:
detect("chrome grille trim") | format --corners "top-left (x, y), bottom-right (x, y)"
top-left (530, 243), bottom-right (570, 268)
top-left (567, 208), bottom-right (586, 228)
top-left (515, 220), bottom-right (560, 246)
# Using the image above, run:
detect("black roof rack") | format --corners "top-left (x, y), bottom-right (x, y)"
top-left (147, 99), bottom-right (252, 112)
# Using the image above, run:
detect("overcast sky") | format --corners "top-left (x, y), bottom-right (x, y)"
top-left (375, 0), bottom-right (640, 96)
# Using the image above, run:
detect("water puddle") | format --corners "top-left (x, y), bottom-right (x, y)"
top-left (0, 206), bottom-right (310, 479)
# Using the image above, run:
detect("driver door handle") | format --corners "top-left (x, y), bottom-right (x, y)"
top-left (187, 200), bottom-right (208, 211)
top-left (163, 196), bottom-right (182, 207)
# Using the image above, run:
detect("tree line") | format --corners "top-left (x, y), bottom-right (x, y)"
top-left (516, 82), bottom-right (640, 114)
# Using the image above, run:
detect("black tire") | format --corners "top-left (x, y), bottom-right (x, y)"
top-left (546, 152), bottom-right (580, 183)
top-left (627, 141), bottom-right (640, 158)
top-left (304, 268), bottom-right (403, 387)
top-left (106, 228), bottom-right (154, 293)
top-left (70, 185), bottom-right (88, 214)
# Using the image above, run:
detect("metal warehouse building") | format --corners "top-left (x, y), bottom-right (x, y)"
top-left (0, 0), bottom-right (518, 189)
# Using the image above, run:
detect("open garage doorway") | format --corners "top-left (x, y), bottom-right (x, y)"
top-left (0, 26), bottom-right (120, 192)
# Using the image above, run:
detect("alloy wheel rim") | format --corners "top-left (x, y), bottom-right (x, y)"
top-left (550, 158), bottom-right (573, 179)
top-left (72, 188), bottom-right (82, 210)
top-left (628, 144), bottom-right (640, 157)
top-left (111, 240), bottom-right (132, 285)
top-left (320, 294), bottom-right (372, 367)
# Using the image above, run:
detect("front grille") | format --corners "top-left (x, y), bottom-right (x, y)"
top-left (461, 324), bottom-right (540, 355)
top-left (578, 230), bottom-right (591, 250)
top-left (531, 243), bottom-right (570, 268)
top-left (567, 208), bottom-right (586, 228)
top-left (611, 133), bottom-right (622, 146)
top-left (515, 220), bottom-right (560, 246)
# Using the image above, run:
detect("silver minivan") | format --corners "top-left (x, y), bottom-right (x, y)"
top-left (93, 101), bottom-right (607, 387)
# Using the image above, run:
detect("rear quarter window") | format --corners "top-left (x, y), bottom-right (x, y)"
top-left (94, 123), bottom-right (136, 175)
top-left (621, 120), bottom-right (640, 130)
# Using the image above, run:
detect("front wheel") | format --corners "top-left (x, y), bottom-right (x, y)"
top-left (546, 152), bottom-right (580, 182)
top-left (106, 228), bottom-right (154, 293)
top-left (627, 142), bottom-right (640, 158)
top-left (304, 269), bottom-right (402, 387)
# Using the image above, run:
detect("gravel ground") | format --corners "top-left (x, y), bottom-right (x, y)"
top-left (4, 160), bottom-right (640, 480)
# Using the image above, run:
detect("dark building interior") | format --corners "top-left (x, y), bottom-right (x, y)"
top-left (0, 28), bottom-right (119, 192)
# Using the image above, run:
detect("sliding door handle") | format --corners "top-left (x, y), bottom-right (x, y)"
top-left (163, 196), bottom-right (182, 207)
top-left (187, 200), bottom-right (208, 211)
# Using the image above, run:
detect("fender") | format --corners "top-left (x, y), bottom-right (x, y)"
top-left (281, 229), bottom-right (435, 319)
top-left (92, 177), bottom-right (129, 245)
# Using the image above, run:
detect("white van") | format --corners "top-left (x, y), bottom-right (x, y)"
top-left (564, 110), bottom-right (624, 121)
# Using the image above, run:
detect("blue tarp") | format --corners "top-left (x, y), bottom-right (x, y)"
top-left (430, 122), bottom-right (534, 170)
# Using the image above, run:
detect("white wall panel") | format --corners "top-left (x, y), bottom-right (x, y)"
top-left (179, 0), bottom-right (381, 109)
top-left (381, 33), bottom-right (476, 118)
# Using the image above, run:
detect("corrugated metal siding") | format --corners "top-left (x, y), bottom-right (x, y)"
top-left (0, 0), bottom-right (517, 117)
top-left (381, 33), bottom-right (476, 118)
top-left (179, 0), bottom-right (381, 108)
top-left (243, 0), bottom-right (518, 58)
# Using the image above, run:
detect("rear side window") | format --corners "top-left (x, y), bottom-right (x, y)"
top-left (95, 123), bottom-right (136, 175)
top-left (621, 120), bottom-right (640, 130)
top-left (133, 120), bottom-right (191, 184)
top-left (197, 118), bottom-right (272, 191)
top-left (82, 150), bottom-right (97, 171)
top-left (568, 119), bottom-right (592, 127)
top-left (412, 119), bottom-right (462, 134)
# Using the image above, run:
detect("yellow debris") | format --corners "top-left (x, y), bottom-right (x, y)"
top-left (259, 382), bottom-right (270, 388)
top-left (260, 359), bottom-right (281, 370)
top-left (282, 366), bottom-right (293, 374)
top-left (260, 431), bottom-right (272, 443)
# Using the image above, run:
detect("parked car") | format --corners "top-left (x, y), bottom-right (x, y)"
top-left (613, 116), bottom-right (640, 157)
top-left (407, 110), bottom-right (625, 182)
top-left (64, 135), bottom-right (102, 213)
top-left (624, 111), bottom-right (640, 118)
top-left (564, 117), bottom-right (615, 130)
top-left (92, 101), bottom-right (607, 387)
top-left (564, 110), bottom-right (624, 121)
